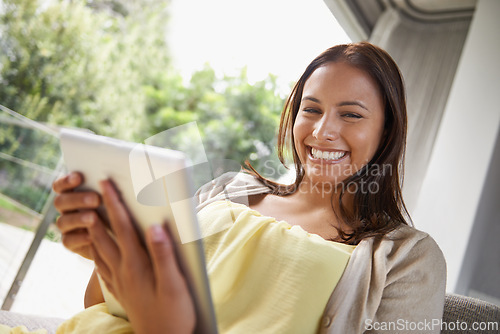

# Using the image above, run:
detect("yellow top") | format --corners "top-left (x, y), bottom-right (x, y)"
top-left (7, 200), bottom-right (355, 334)
top-left (199, 200), bottom-right (355, 334)
top-left (0, 303), bottom-right (132, 334)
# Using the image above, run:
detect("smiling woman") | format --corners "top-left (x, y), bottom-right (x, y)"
top-left (248, 43), bottom-right (409, 244)
top-left (28, 42), bottom-right (447, 334)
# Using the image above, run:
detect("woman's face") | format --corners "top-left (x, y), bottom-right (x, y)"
top-left (293, 62), bottom-right (385, 187)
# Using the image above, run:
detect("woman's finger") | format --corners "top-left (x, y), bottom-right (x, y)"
top-left (54, 191), bottom-right (101, 213)
top-left (56, 210), bottom-right (97, 233)
top-left (145, 224), bottom-right (185, 291)
top-left (52, 172), bottom-right (83, 193)
top-left (91, 246), bottom-right (113, 288)
top-left (60, 229), bottom-right (91, 252)
top-left (87, 213), bottom-right (121, 271)
top-left (99, 180), bottom-right (142, 255)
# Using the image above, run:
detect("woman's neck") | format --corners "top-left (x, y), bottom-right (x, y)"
top-left (288, 179), bottom-right (340, 208)
top-left (289, 179), bottom-right (356, 228)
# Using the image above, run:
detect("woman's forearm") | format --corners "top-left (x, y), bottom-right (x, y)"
top-left (84, 269), bottom-right (105, 308)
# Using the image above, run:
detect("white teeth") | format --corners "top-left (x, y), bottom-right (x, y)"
top-left (311, 148), bottom-right (346, 161)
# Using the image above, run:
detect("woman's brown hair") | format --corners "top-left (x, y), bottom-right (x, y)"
top-left (246, 42), bottom-right (410, 244)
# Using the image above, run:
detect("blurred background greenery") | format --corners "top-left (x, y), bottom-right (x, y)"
top-left (0, 0), bottom-right (288, 228)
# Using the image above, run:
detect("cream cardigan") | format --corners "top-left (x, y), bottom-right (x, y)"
top-left (196, 172), bottom-right (447, 334)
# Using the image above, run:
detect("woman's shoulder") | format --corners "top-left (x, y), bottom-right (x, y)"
top-left (322, 223), bottom-right (447, 333)
top-left (384, 223), bottom-right (435, 243)
top-left (195, 171), bottom-right (270, 210)
top-left (360, 223), bottom-right (446, 273)
top-left (384, 223), bottom-right (442, 252)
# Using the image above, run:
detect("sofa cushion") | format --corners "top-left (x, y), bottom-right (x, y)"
top-left (442, 293), bottom-right (500, 333)
top-left (0, 310), bottom-right (64, 334)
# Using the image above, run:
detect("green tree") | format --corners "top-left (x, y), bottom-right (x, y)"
top-left (143, 64), bottom-right (285, 177)
top-left (0, 0), bottom-right (171, 141)
top-left (0, 0), bottom-right (289, 214)
top-left (0, 0), bottom-right (172, 213)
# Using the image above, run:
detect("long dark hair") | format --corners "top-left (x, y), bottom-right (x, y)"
top-left (246, 42), bottom-right (410, 244)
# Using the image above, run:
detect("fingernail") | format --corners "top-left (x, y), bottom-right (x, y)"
top-left (149, 225), bottom-right (167, 243)
top-left (84, 194), bottom-right (97, 206)
top-left (69, 173), bottom-right (79, 185)
top-left (99, 180), bottom-right (111, 195)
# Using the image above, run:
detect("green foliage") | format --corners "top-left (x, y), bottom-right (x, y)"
top-left (0, 0), bottom-right (171, 140)
top-left (44, 227), bottom-right (61, 242)
top-left (1, 179), bottom-right (48, 212)
top-left (0, 0), bottom-right (289, 216)
top-left (144, 65), bottom-right (285, 174)
top-left (0, 121), bottom-right (61, 212)
top-left (0, 195), bottom-right (27, 215)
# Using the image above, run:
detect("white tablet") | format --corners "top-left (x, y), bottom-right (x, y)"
top-left (59, 128), bottom-right (218, 334)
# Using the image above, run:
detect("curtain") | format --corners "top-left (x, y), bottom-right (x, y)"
top-left (369, 9), bottom-right (472, 210)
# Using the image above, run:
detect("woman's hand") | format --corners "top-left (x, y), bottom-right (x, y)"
top-left (88, 179), bottom-right (196, 334)
top-left (53, 172), bottom-right (101, 260)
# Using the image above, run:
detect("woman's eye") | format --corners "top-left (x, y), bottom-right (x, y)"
top-left (342, 112), bottom-right (363, 119)
top-left (303, 108), bottom-right (321, 114)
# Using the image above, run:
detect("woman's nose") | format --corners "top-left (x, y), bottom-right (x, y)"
top-left (312, 114), bottom-right (340, 141)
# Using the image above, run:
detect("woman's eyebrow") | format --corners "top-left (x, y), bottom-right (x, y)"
top-left (302, 96), bottom-right (370, 112)
top-left (337, 101), bottom-right (369, 111)
top-left (301, 96), bottom-right (321, 103)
